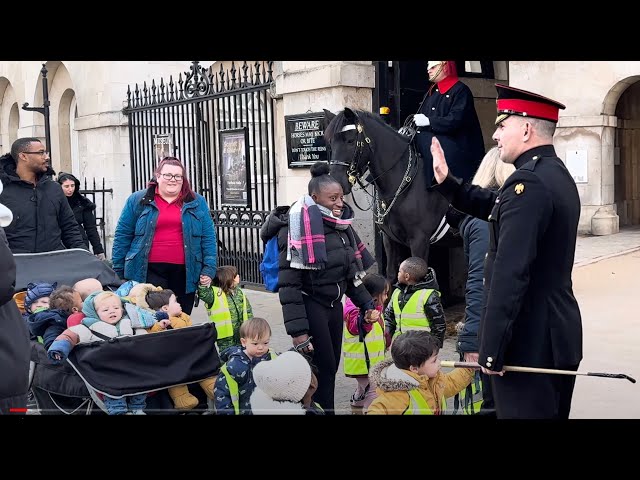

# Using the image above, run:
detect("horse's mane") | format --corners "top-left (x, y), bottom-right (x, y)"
top-left (325, 109), bottom-right (406, 142)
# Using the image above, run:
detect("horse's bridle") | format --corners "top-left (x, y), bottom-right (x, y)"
top-left (328, 111), bottom-right (417, 220)
top-left (328, 118), bottom-right (373, 187)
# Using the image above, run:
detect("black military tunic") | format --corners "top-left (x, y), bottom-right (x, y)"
top-left (415, 80), bottom-right (485, 184)
top-left (434, 144), bottom-right (583, 418)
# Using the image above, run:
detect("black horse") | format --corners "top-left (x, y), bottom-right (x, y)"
top-left (324, 107), bottom-right (450, 284)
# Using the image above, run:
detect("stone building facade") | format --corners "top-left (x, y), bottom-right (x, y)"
top-left (0, 60), bottom-right (636, 259)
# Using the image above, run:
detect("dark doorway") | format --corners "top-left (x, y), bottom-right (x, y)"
top-left (615, 80), bottom-right (640, 226)
top-left (374, 61), bottom-right (429, 129)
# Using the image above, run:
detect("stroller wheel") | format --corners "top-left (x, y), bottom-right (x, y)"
top-left (26, 389), bottom-right (40, 415)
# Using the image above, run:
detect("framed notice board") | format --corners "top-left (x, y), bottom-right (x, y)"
top-left (219, 127), bottom-right (250, 207)
top-left (285, 112), bottom-right (330, 168)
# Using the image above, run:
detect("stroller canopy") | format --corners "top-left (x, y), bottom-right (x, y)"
top-left (14, 248), bottom-right (121, 292)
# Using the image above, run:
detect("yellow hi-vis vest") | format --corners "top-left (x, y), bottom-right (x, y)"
top-left (342, 318), bottom-right (386, 376)
top-left (454, 370), bottom-right (484, 415)
top-left (206, 287), bottom-right (247, 340)
top-left (404, 389), bottom-right (447, 415)
top-left (219, 350), bottom-right (278, 415)
top-left (391, 288), bottom-right (437, 337)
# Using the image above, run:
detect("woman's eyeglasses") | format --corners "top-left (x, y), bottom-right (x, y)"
top-left (160, 173), bottom-right (184, 182)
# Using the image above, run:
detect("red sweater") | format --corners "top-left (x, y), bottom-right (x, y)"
top-left (148, 194), bottom-right (185, 264)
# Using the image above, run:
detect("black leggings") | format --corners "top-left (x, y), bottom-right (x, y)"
top-left (303, 295), bottom-right (344, 415)
top-left (146, 262), bottom-right (196, 316)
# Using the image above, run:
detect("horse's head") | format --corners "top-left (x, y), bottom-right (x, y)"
top-left (324, 107), bottom-right (370, 195)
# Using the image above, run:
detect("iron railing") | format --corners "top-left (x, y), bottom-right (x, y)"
top-left (79, 177), bottom-right (113, 258)
top-left (122, 61), bottom-right (277, 285)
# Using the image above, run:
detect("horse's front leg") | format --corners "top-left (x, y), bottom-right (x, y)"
top-left (382, 232), bottom-right (410, 283)
top-left (408, 236), bottom-right (431, 267)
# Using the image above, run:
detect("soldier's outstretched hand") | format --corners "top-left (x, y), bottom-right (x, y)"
top-left (431, 136), bottom-right (449, 184)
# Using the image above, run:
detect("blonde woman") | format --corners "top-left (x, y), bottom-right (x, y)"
top-left (444, 147), bottom-right (514, 416)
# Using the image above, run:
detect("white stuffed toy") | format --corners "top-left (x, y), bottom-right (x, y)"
top-left (250, 351), bottom-right (311, 415)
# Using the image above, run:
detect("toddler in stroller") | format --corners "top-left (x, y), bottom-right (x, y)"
top-left (15, 248), bottom-right (220, 415)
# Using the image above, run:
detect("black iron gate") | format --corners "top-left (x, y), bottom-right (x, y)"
top-left (122, 61), bottom-right (277, 286)
top-left (79, 177), bottom-right (113, 258)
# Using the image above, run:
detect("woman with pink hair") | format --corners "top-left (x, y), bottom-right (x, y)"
top-left (112, 157), bottom-right (217, 315)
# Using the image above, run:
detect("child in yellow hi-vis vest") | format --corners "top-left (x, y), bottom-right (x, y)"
top-left (367, 330), bottom-right (474, 415)
top-left (384, 256), bottom-right (446, 347)
top-left (198, 265), bottom-right (253, 351)
top-left (214, 317), bottom-right (276, 415)
top-left (342, 273), bottom-right (390, 412)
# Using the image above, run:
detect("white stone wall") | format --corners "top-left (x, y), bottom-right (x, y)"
top-left (3, 59), bottom-right (634, 254)
top-left (509, 61), bottom-right (640, 234)
top-left (273, 61), bottom-right (377, 253)
top-left (0, 61), bottom-right (207, 253)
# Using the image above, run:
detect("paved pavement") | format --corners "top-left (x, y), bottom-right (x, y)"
top-left (189, 226), bottom-right (640, 415)
top-left (574, 225), bottom-right (640, 267)
top-left (569, 249), bottom-right (640, 418)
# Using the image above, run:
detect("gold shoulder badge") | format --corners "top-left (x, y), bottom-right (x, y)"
top-left (515, 183), bottom-right (525, 195)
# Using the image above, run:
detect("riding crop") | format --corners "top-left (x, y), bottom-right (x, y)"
top-left (440, 361), bottom-right (636, 383)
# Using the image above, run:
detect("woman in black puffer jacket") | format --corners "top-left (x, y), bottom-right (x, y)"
top-left (57, 173), bottom-right (105, 259)
top-left (260, 162), bottom-right (376, 414)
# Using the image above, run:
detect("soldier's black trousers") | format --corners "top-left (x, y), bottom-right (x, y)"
top-left (490, 364), bottom-right (579, 419)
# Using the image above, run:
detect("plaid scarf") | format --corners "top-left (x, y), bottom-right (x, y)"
top-left (288, 195), bottom-right (327, 270)
top-left (288, 196), bottom-right (374, 283)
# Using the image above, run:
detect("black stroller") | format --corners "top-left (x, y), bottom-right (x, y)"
top-left (15, 248), bottom-right (220, 415)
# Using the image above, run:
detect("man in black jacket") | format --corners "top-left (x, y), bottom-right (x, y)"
top-left (0, 138), bottom-right (85, 253)
top-left (431, 84), bottom-right (582, 419)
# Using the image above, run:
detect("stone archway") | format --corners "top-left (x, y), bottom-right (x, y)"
top-left (614, 79), bottom-right (640, 226)
top-left (58, 88), bottom-right (76, 174)
top-left (0, 77), bottom-right (19, 152)
top-left (33, 61), bottom-right (76, 173)
top-left (8, 103), bottom-right (19, 146)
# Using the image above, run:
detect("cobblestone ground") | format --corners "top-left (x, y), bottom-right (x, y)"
top-left (190, 289), bottom-right (466, 415)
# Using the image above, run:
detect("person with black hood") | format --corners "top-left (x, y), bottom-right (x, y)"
top-left (0, 138), bottom-right (85, 253)
top-left (0, 182), bottom-right (30, 415)
top-left (259, 162), bottom-right (377, 414)
top-left (57, 172), bottom-right (105, 260)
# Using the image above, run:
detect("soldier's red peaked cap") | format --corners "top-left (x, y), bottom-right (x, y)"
top-left (495, 83), bottom-right (566, 125)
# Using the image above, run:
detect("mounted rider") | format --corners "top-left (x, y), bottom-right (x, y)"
top-left (413, 61), bottom-right (486, 185)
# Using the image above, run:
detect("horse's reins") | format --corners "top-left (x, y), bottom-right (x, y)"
top-left (329, 122), bottom-right (375, 211)
top-left (330, 113), bottom-right (449, 244)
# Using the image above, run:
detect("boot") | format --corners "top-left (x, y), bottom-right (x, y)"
top-left (199, 376), bottom-right (216, 400)
top-left (168, 384), bottom-right (199, 410)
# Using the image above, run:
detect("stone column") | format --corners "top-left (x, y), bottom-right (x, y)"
top-left (555, 115), bottom-right (619, 235)
top-left (272, 61), bottom-right (376, 249)
top-left (73, 111), bottom-right (131, 254)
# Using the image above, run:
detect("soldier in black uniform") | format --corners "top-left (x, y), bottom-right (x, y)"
top-left (413, 60), bottom-right (486, 185)
top-left (430, 84), bottom-right (583, 419)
